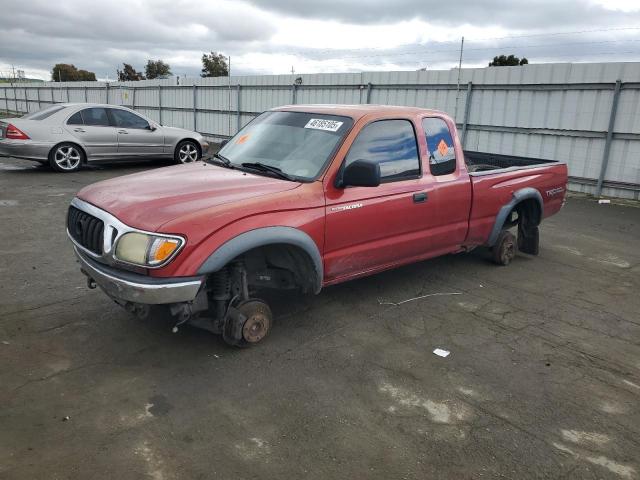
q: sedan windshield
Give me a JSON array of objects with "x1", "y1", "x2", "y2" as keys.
[{"x1": 218, "y1": 111, "x2": 353, "y2": 181}]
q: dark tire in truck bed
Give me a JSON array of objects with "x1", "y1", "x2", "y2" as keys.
[{"x1": 465, "y1": 151, "x2": 558, "y2": 174}]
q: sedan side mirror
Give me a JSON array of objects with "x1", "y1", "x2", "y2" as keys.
[
  {"x1": 340, "y1": 159, "x2": 381, "y2": 188},
  {"x1": 147, "y1": 123, "x2": 157, "y2": 131}
]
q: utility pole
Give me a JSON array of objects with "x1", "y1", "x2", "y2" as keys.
[
  {"x1": 228, "y1": 56, "x2": 232, "y2": 136},
  {"x1": 454, "y1": 36, "x2": 465, "y2": 122},
  {"x1": 291, "y1": 66, "x2": 295, "y2": 75}
]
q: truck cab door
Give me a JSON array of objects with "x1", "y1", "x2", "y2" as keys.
[
  {"x1": 323, "y1": 118, "x2": 439, "y2": 282},
  {"x1": 419, "y1": 116, "x2": 472, "y2": 251}
]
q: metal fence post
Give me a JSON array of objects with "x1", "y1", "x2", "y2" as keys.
[
  {"x1": 131, "y1": 86, "x2": 136, "y2": 109},
  {"x1": 84, "y1": 86, "x2": 88, "y2": 103},
  {"x1": 4, "y1": 87, "x2": 8, "y2": 114},
  {"x1": 105, "y1": 83, "x2": 109, "y2": 104},
  {"x1": 461, "y1": 82, "x2": 473, "y2": 148},
  {"x1": 158, "y1": 84, "x2": 163, "y2": 125},
  {"x1": 192, "y1": 84, "x2": 197, "y2": 131},
  {"x1": 24, "y1": 86, "x2": 28, "y2": 112},
  {"x1": 14, "y1": 86, "x2": 18, "y2": 113},
  {"x1": 596, "y1": 80, "x2": 622, "y2": 197},
  {"x1": 66, "y1": 86, "x2": 70, "y2": 103},
  {"x1": 291, "y1": 83, "x2": 297, "y2": 104},
  {"x1": 36, "y1": 86, "x2": 41, "y2": 109},
  {"x1": 51, "y1": 85, "x2": 55, "y2": 104},
  {"x1": 366, "y1": 82, "x2": 373, "y2": 104},
  {"x1": 236, "y1": 84, "x2": 241, "y2": 133}
]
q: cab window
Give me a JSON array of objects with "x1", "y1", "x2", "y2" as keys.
[
  {"x1": 345, "y1": 119, "x2": 420, "y2": 182},
  {"x1": 423, "y1": 117, "x2": 456, "y2": 176}
]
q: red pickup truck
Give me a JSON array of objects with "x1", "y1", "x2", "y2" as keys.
[{"x1": 67, "y1": 105, "x2": 567, "y2": 346}]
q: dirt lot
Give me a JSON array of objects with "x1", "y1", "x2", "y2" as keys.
[{"x1": 0, "y1": 157, "x2": 639, "y2": 480}]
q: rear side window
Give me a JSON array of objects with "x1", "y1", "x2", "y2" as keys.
[
  {"x1": 67, "y1": 111, "x2": 83, "y2": 125},
  {"x1": 423, "y1": 117, "x2": 456, "y2": 176},
  {"x1": 110, "y1": 109, "x2": 149, "y2": 129},
  {"x1": 81, "y1": 108, "x2": 110, "y2": 126},
  {"x1": 345, "y1": 119, "x2": 420, "y2": 182},
  {"x1": 22, "y1": 105, "x2": 66, "y2": 120}
]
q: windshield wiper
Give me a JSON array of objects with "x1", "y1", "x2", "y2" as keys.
[
  {"x1": 206, "y1": 152, "x2": 233, "y2": 168},
  {"x1": 240, "y1": 162, "x2": 296, "y2": 181}
]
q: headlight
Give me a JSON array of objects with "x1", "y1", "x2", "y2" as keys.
[{"x1": 115, "y1": 232, "x2": 184, "y2": 267}]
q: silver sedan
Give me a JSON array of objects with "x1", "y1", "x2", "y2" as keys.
[{"x1": 0, "y1": 103, "x2": 209, "y2": 172}]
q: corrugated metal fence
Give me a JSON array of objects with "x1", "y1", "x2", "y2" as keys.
[{"x1": 2, "y1": 62, "x2": 639, "y2": 199}]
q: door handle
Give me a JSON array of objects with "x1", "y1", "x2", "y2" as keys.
[
  {"x1": 73, "y1": 128, "x2": 85, "y2": 133},
  {"x1": 413, "y1": 192, "x2": 428, "y2": 203},
  {"x1": 117, "y1": 129, "x2": 128, "y2": 134}
]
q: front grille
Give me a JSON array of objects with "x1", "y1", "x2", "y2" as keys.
[{"x1": 67, "y1": 206, "x2": 104, "y2": 255}]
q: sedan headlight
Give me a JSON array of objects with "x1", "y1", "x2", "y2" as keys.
[{"x1": 115, "y1": 232, "x2": 184, "y2": 267}]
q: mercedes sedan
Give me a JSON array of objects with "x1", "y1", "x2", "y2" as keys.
[{"x1": 0, "y1": 103, "x2": 209, "y2": 172}]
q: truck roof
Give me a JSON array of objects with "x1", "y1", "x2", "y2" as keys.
[{"x1": 273, "y1": 104, "x2": 445, "y2": 120}]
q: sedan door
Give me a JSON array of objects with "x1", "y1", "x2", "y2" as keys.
[
  {"x1": 109, "y1": 108, "x2": 164, "y2": 157},
  {"x1": 65, "y1": 108, "x2": 118, "y2": 160}
]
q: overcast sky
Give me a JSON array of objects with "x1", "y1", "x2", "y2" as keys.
[{"x1": 1, "y1": 0, "x2": 640, "y2": 80}]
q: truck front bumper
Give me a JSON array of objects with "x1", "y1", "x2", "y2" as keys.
[{"x1": 74, "y1": 247, "x2": 203, "y2": 305}]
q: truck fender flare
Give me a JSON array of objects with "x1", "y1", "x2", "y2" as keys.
[
  {"x1": 197, "y1": 226, "x2": 323, "y2": 294},
  {"x1": 486, "y1": 188, "x2": 543, "y2": 247}
]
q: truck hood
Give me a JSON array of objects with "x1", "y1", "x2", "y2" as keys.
[{"x1": 76, "y1": 163, "x2": 301, "y2": 231}]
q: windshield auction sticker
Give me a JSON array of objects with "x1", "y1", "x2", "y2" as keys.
[{"x1": 304, "y1": 118, "x2": 343, "y2": 132}]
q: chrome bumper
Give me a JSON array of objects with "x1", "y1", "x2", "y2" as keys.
[{"x1": 74, "y1": 247, "x2": 203, "y2": 305}]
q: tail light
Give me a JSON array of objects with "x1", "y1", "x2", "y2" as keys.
[{"x1": 6, "y1": 124, "x2": 30, "y2": 140}]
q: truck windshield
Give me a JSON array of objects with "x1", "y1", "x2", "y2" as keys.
[{"x1": 218, "y1": 111, "x2": 353, "y2": 181}]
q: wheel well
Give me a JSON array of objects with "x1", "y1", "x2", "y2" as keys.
[
  {"x1": 177, "y1": 138, "x2": 202, "y2": 157},
  {"x1": 502, "y1": 198, "x2": 541, "y2": 230},
  {"x1": 49, "y1": 142, "x2": 87, "y2": 164},
  {"x1": 225, "y1": 243, "x2": 318, "y2": 294}
]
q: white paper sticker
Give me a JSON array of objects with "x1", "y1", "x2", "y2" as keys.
[
  {"x1": 433, "y1": 348, "x2": 450, "y2": 358},
  {"x1": 304, "y1": 118, "x2": 343, "y2": 132}
]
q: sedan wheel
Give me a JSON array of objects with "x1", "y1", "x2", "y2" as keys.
[
  {"x1": 176, "y1": 141, "x2": 199, "y2": 164},
  {"x1": 49, "y1": 143, "x2": 84, "y2": 172}
]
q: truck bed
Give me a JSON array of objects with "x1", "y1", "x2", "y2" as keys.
[
  {"x1": 465, "y1": 151, "x2": 558, "y2": 175},
  {"x1": 463, "y1": 152, "x2": 568, "y2": 246}
]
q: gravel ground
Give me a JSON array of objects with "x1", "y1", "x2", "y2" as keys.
[{"x1": 0, "y1": 156, "x2": 639, "y2": 479}]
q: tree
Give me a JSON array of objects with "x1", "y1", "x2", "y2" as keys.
[
  {"x1": 201, "y1": 52, "x2": 228, "y2": 77},
  {"x1": 51, "y1": 63, "x2": 97, "y2": 82},
  {"x1": 488, "y1": 55, "x2": 529, "y2": 67},
  {"x1": 117, "y1": 63, "x2": 145, "y2": 81},
  {"x1": 76, "y1": 69, "x2": 97, "y2": 81},
  {"x1": 145, "y1": 59, "x2": 172, "y2": 79}
]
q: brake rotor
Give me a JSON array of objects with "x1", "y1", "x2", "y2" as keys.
[{"x1": 238, "y1": 300, "x2": 272, "y2": 344}]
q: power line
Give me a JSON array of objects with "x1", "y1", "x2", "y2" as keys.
[
  {"x1": 234, "y1": 26, "x2": 640, "y2": 60},
  {"x1": 279, "y1": 38, "x2": 640, "y2": 62},
  {"x1": 231, "y1": 47, "x2": 640, "y2": 70}
]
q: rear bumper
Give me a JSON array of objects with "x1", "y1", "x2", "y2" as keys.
[
  {"x1": 0, "y1": 139, "x2": 53, "y2": 161},
  {"x1": 74, "y1": 247, "x2": 203, "y2": 305}
]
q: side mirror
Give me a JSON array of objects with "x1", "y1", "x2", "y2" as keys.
[
  {"x1": 340, "y1": 159, "x2": 381, "y2": 188},
  {"x1": 147, "y1": 123, "x2": 157, "y2": 131},
  {"x1": 220, "y1": 139, "x2": 229, "y2": 147}
]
